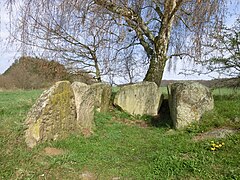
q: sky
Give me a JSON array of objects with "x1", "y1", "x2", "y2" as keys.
[
  {"x1": 0, "y1": 1, "x2": 239, "y2": 80},
  {"x1": 0, "y1": 1, "x2": 19, "y2": 74}
]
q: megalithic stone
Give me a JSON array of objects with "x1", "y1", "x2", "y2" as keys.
[
  {"x1": 25, "y1": 81, "x2": 77, "y2": 148},
  {"x1": 90, "y1": 83, "x2": 111, "y2": 112},
  {"x1": 113, "y1": 82, "x2": 162, "y2": 116},
  {"x1": 168, "y1": 82, "x2": 214, "y2": 129},
  {"x1": 71, "y1": 82, "x2": 95, "y2": 136}
]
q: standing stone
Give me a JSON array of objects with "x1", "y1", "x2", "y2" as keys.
[
  {"x1": 113, "y1": 82, "x2": 162, "y2": 116},
  {"x1": 90, "y1": 83, "x2": 112, "y2": 112},
  {"x1": 25, "y1": 81, "x2": 77, "y2": 148},
  {"x1": 168, "y1": 82, "x2": 214, "y2": 129},
  {"x1": 71, "y1": 82, "x2": 95, "y2": 136}
]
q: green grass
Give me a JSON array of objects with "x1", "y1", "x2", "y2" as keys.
[
  {"x1": 160, "y1": 86, "x2": 168, "y2": 95},
  {"x1": 0, "y1": 89, "x2": 240, "y2": 179},
  {"x1": 212, "y1": 87, "x2": 240, "y2": 96}
]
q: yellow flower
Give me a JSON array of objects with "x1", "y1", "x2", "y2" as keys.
[
  {"x1": 222, "y1": 142, "x2": 225, "y2": 146},
  {"x1": 212, "y1": 143, "x2": 216, "y2": 147},
  {"x1": 215, "y1": 145, "x2": 219, "y2": 148},
  {"x1": 219, "y1": 144, "x2": 222, "y2": 147},
  {"x1": 211, "y1": 147, "x2": 216, "y2": 151}
]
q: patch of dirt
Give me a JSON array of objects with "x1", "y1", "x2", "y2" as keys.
[
  {"x1": 179, "y1": 153, "x2": 192, "y2": 160},
  {"x1": 80, "y1": 171, "x2": 96, "y2": 180},
  {"x1": 112, "y1": 177, "x2": 121, "y2": 180},
  {"x1": 43, "y1": 147, "x2": 65, "y2": 156},
  {"x1": 193, "y1": 127, "x2": 239, "y2": 141},
  {"x1": 111, "y1": 99, "x2": 173, "y2": 129},
  {"x1": 164, "y1": 129, "x2": 173, "y2": 134},
  {"x1": 112, "y1": 117, "x2": 150, "y2": 128},
  {"x1": 81, "y1": 128, "x2": 93, "y2": 137}
]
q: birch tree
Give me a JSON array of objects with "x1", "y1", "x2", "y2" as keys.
[
  {"x1": 202, "y1": 17, "x2": 240, "y2": 77},
  {"x1": 94, "y1": 0, "x2": 226, "y2": 86}
]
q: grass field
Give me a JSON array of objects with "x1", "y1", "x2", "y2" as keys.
[{"x1": 0, "y1": 88, "x2": 240, "y2": 179}]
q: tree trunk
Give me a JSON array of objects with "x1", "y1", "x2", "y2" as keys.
[
  {"x1": 93, "y1": 55, "x2": 102, "y2": 82},
  {"x1": 143, "y1": 1, "x2": 177, "y2": 87},
  {"x1": 143, "y1": 27, "x2": 170, "y2": 87},
  {"x1": 95, "y1": 65, "x2": 101, "y2": 82},
  {"x1": 144, "y1": 52, "x2": 167, "y2": 87}
]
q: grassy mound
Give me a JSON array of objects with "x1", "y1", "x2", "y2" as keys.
[{"x1": 0, "y1": 56, "x2": 95, "y2": 89}]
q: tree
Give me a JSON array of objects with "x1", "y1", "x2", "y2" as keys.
[
  {"x1": 203, "y1": 17, "x2": 240, "y2": 77},
  {"x1": 94, "y1": 0, "x2": 226, "y2": 86},
  {"x1": 8, "y1": 0, "x2": 119, "y2": 82},
  {"x1": 7, "y1": 0, "x2": 227, "y2": 86}
]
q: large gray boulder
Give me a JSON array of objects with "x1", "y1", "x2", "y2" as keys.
[
  {"x1": 71, "y1": 82, "x2": 95, "y2": 136},
  {"x1": 25, "y1": 81, "x2": 77, "y2": 148},
  {"x1": 168, "y1": 82, "x2": 214, "y2": 129},
  {"x1": 114, "y1": 82, "x2": 162, "y2": 116},
  {"x1": 90, "y1": 83, "x2": 111, "y2": 112}
]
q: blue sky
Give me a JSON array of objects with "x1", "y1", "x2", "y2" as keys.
[{"x1": 0, "y1": 1, "x2": 239, "y2": 80}]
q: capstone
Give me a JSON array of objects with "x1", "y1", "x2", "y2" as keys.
[{"x1": 113, "y1": 82, "x2": 162, "y2": 116}]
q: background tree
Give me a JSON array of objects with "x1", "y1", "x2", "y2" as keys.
[
  {"x1": 9, "y1": 0, "x2": 120, "y2": 82},
  {"x1": 203, "y1": 17, "x2": 240, "y2": 77},
  {"x1": 112, "y1": 47, "x2": 147, "y2": 84}
]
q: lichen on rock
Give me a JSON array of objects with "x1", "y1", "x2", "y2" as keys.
[
  {"x1": 25, "y1": 81, "x2": 77, "y2": 148},
  {"x1": 113, "y1": 82, "x2": 162, "y2": 116},
  {"x1": 168, "y1": 82, "x2": 214, "y2": 129}
]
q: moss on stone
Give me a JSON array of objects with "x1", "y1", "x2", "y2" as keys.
[
  {"x1": 30, "y1": 119, "x2": 41, "y2": 142},
  {"x1": 25, "y1": 81, "x2": 77, "y2": 148}
]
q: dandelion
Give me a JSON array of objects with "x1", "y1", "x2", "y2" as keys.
[
  {"x1": 209, "y1": 140, "x2": 225, "y2": 151},
  {"x1": 211, "y1": 147, "x2": 216, "y2": 151}
]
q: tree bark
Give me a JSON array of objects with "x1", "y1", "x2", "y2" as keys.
[
  {"x1": 93, "y1": 55, "x2": 102, "y2": 82},
  {"x1": 144, "y1": 1, "x2": 178, "y2": 86},
  {"x1": 144, "y1": 25, "x2": 173, "y2": 86},
  {"x1": 144, "y1": 52, "x2": 167, "y2": 87}
]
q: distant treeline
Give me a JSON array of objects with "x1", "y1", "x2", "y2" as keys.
[
  {"x1": 161, "y1": 78, "x2": 240, "y2": 88},
  {"x1": 0, "y1": 56, "x2": 96, "y2": 89}
]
